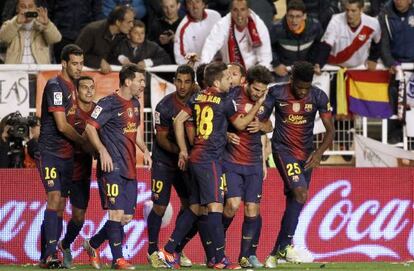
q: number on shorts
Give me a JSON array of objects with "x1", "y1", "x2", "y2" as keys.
[
  {"x1": 44, "y1": 167, "x2": 57, "y2": 180},
  {"x1": 286, "y1": 163, "x2": 301, "y2": 176},
  {"x1": 106, "y1": 184, "x2": 119, "y2": 197},
  {"x1": 152, "y1": 179, "x2": 163, "y2": 193},
  {"x1": 219, "y1": 174, "x2": 227, "y2": 191},
  {"x1": 194, "y1": 104, "x2": 213, "y2": 140}
]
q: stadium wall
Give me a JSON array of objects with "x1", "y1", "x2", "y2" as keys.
[{"x1": 0, "y1": 168, "x2": 413, "y2": 264}]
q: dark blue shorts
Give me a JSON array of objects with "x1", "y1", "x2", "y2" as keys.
[
  {"x1": 274, "y1": 152, "x2": 312, "y2": 195},
  {"x1": 189, "y1": 161, "x2": 225, "y2": 205},
  {"x1": 98, "y1": 169, "x2": 137, "y2": 215},
  {"x1": 69, "y1": 179, "x2": 91, "y2": 210},
  {"x1": 36, "y1": 151, "x2": 73, "y2": 197},
  {"x1": 222, "y1": 161, "x2": 263, "y2": 203},
  {"x1": 151, "y1": 161, "x2": 191, "y2": 206}
]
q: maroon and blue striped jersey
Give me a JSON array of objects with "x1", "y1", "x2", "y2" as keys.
[
  {"x1": 263, "y1": 82, "x2": 332, "y2": 160},
  {"x1": 224, "y1": 86, "x2": 268, "y2": 165},
  {"x1": 38, "y1": 76, "x2": 77, "y2": 159},
  {"x1": 67, "y1": 103, "x2": 94, "y2": 181},
  {"x1": 183, "y1": 87, "x2": 238, "y2": 163},
  {"x1": 88, "y1": 92, "x2": 141, "y2": 180}
]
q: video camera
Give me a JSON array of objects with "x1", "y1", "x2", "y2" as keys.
[{"x1": 6, "y1": 111, "x2": 38, "y2": 139}]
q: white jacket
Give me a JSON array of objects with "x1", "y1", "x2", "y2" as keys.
[
  {"x1": 174, "y1": 9, "x2": 221, "y2": 65},
  {"x1": 200, "y1": 10, "x2": 272, "y2": 70}
]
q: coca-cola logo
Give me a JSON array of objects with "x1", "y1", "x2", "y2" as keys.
[
  {"x1": 295, "y1": 180, "x2": 414, "y2": 260},
  {"x1": 0, "y1": 181, "x2": 153, "y2": 262}
]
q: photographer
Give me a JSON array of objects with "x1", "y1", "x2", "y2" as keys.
[
  {"x1": 0, "y1": 112, "x2": 39, "y2": 168},
  {"x1": 0, "y1": 0, "x2": 61, "y2": 64}
]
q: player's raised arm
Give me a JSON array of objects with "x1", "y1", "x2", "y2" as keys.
[
  {"x1": 136, "y1": 125, "x2": 152, "y2": 169},
  {"x1": 173, "y1": 109, "x2": 191, "y2": 170},
  {"x1": 84, "y1": 123, "x2": 113, "y2": 172},
  {"x1": 231, "y1": 89, "x2": 268, "y2": 131}
]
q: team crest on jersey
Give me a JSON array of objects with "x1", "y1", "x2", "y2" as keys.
[
  {"x1": 47, "y1": 180, "x2": 54, "y2": 187},
  {"x1": 91, "y1": 105, "x2": 103, "y2": 119},
  {"x1": 292, "y1": 175, "x2": 299, "y2": 182},
  {"x1": 292, "y1": 103, "x2": 301, "y2": 113},
  {"x1": 109, "y1": 197, "x2": 116, "y2": 204},
  {"x1": 127, "y1": 108, "x2": 133, "y2": 118},
  {"x1": 53, "y1": 92, "x2": 63, "y2": 105},
  {"x1": 358, "y1": 34, "x2": 366, "y2": 41},
  {"x1": 244, "y1": 103, "x2": 252, "y2": 113},
  {"x1": 67, "y1": 106, "x2": 76, "y2": 116},
  {"x1": 258, "y1": 105, "x2": 265, "y2": 115},
  {"x1": 304, "y1": 104, "x2": 313, "y2": 112},
  {"x1": 154, "y1": 111, "x2": 161, "y2": 125},
  {"x1": 409, "y1": 16, "x2": 414, "y2": 27}
]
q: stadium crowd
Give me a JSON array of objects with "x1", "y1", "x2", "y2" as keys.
[{"x1": 0, "y1": 0, "x2": 413, "y2": 270}]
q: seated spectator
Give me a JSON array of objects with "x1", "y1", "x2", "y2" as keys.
[
  {"x1": 174, "y1": 0, "x2": 221, "y2": 65},
  {"x1": 318, "y1": 0, "x2": 381, "y2": 70},
  {"x1": 0, "y1": 0, "x2": 61, "y2": 64},
  {"x1": 200, "y1": 0, "x2": 272, "y2": 70},
  {"x1": 76, "y1": 5, "x2": 135, "y2": 73},
  {"x1": 379, "y1": 0, "x2": 414, "y2": 143},
  {"x1": 109, "y1": 20, "x2": 171, "y2": 68},
  {"x1": 271, "y1": 0, "x2": 324, "y2": 79},
  {"x1": 147, "y1": 0, "x2": 183, "y2": 64},
  {"x1": 47, "y1": 0, "x2": 103, "y2": 63},
  {"x1": 102, "y1": 0, "x2": 147, "y2": 19}
]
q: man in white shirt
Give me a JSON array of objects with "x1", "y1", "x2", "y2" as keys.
[
  {"x1": 200, "y1": 0, "x2": 272, "y2": 71},
  {"x1": 174, "y1": 0, "x2": 221, "y2": 65}
]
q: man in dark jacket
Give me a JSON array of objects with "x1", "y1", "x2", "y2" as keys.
[
  {"x1": 109, "y1": 20, "x2": 171, "y2": 67},
  {"x1": 47, "y1": 0, "x2": 103, "y2": 62},
  {"x1": 271, "y1": 0, "x2": 324, "y2": 79},
  {"x1": 76, "y1": 5, "x2": 134, "y2": 73},
  {"x1": 378, "y1": 0, "x2": 414, "y2": 143},
  {"x1": 287, "y1": 0, "x2": 339, "y2": 30}
]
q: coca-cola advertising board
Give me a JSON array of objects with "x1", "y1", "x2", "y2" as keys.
[{"x1": 0, "y1": 168, "x2": 413, "y2": 264}]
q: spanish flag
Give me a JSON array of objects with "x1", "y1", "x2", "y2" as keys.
[{"x1": 346, "y1": 70, "x2": 392, "y2": 118}]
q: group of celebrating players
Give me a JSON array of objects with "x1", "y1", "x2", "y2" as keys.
[{"x1": 35, "y1": 43, "x2": 333, "y2": 270}]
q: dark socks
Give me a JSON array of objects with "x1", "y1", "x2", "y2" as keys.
[
  {"x1": 43, "y1": 209, "x2": 58, "y2": 258},
  {"x1": 222, "y1": 214, "x2": 234, "y2": 236},
  {"x1": 175, "y1": 220, "x2": 198, "y2": 253},
  {"x1": 106, "y1": 220, "x2": 123, "y2": 262},
  {"x1": 271, "y1": 197, "x2": 304, "y2": 255},
  {"x1": 249, "y1": 215, "x2": 262, "y2": 256},
  {"x1": 208, "y1": 212, "x2": 225, "y2": 262},
  {"x1": 239, "y1": 216, "x2": 258, "y2": 259},
  {"x1": 164, "y1": 209, "x2": 198, "y2": 254},
  {"x1": 198, "y1": 215, "x2": 215, "y2": 261},
  {"x1": 62, "y1": 219, "x2": 84, "y2": 249},
  {"x1": 57, "y1": 216, "x2": 63, "y2": 241},
  {"x1": 40, "y1": 222, "x2": 46, "y2": 260},
  {"x1": 90, "y1": 223, "x2": 108, "y2": 249},
  {"x1": 147, "y1": 209, "x2": 163, "y2": 255}
]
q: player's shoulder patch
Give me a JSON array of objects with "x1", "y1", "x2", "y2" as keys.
[
  {"x1": 91, "y1": 105, "x2": 103, "y2": 119},
  {"x1": 53, "y1": 92, "x2": 63, "y2": 105},
  {"x1": 154, "y1": 110, "x2": 161, "y2": 125}
]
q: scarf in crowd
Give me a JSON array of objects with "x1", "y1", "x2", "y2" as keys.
[{"x1": 228, "y1": 16, "x2": 262, "y2": 68}]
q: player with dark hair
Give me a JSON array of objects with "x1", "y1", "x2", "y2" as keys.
[
  {"x1": 146, "y1": 64, "x2": 197, "y2": 268},
  {"x1": 221, "y1": 65, "x2": 273, "y2": 268},
  {"x1": 263, "y1": 61, "x2": 334, "y2": 268},
  {"x1": 57, "y1": 76, "x2": 95, "y2": 268},
  {"x1": 161, "y1": 62, "x2": 267, "y2": 269},
  {"x1": 37, "y1": 43, "x2": 86, "y2": 269},
  {"x1": 83, "y1": 64, "x2": 152, "y2": 270}
]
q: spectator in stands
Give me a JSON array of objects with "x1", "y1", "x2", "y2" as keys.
[
  {"x1": 102, "y1": 0, "x2": 146, "y2": 19},
  {"x1": 367, "y1": 0, "x2": 389, "y2": 17},
  {"x1": 271, "y1": 0, "x2": 324, "y2": 79},
  {"x1": 147, "y1": 0, "x2": 183, "y2": 64},
  {"x1": 76, "y1": 5, "x2": 135, "y2": 73},
  {"x1": 200, "y1": 0, "x2": 272, "y2": 70},
  {"x1": 249, "y1": 0, "x2": 278, "y2": 31},
  {"x1": 0, "y1": 0, "x2": 61, "y2": 64},
  {"x1": 379, "y1": 0, "x2": 414, "y2": 144},
  {"x1": 287, "y1": 0, "x2": 339, "y2": 30},
  {"x1": 109, "y1": 20, "x2": 171, "y2": 67},
  {"x1": 174, "y1": 0, "x2": 221, "y2": 65},
  {"x1": 47, "y1": 0, "x2": 103, "y2": 63},
  {"x1": 318, "y1": 0, "x2": 381, "y2": 70}
]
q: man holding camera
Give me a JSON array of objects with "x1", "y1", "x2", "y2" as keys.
[{"x1": 0, "y1": 0, "x2": 61, "y2": 64}]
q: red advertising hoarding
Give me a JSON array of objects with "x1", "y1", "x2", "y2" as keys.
[{"x1": 0, "y1": 168, "x2": 413, "y2": 264}]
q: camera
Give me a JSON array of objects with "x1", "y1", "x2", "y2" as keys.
[
  {"x1": 6, "y1": 111, "x2": 38, "y2": 139},
  {"x1": 25, "y1": 11, "x2": 38, "y2": 18},
  {"x1": 5, "y1": 112, "x2": 39, "y2": 168}
]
